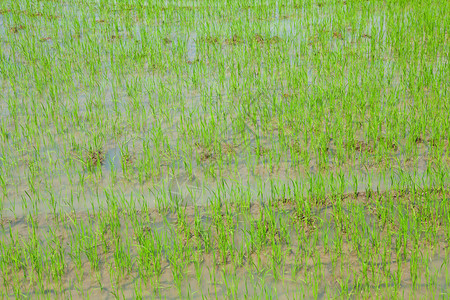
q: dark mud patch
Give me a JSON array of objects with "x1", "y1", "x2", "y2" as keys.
[
  {"x1": 8, "y1": 25, "x2": 25, "y2": 33},
  {"x1": 252, "y1": 34, "x2": 281, "y2": 45},
  {"x1": 84, "y1": 148, "x2": 105, "y2": 170},
  {"x1": 224, "y1": 34, "x2": 243, "y2": 46}
]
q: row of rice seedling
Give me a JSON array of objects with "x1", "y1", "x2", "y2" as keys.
[{"x1": 1, "y1": 184, "x2": 450, "y2": 298}]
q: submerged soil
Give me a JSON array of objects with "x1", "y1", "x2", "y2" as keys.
[
  {"x1": 0, "y1": 0, "x2": 449, "y2": 299},
  {"x1": 1, "y1": 188, "x2": 449, "y2": 299}
]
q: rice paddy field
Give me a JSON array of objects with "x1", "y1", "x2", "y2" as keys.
[{"x1": 0, "y1": 0, "x2": 449, "y2": 298}]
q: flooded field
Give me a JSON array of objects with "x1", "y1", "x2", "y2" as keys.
[{"x1": 0, "y1": 0, "x2": 449, "y2": 298}]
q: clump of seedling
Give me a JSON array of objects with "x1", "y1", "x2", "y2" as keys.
[
  {"x1": 252, "y1": 34, "x2": 281, "y2": 45},
  {"x1": 8, "y1": 25, "x2": 25, "y2": 33},
  {"x1": 347, "y1": 140, "x2": 374, "y2": 153},
  {"x1": 224, "y1": 34, "x2": 243, "y2": 46},
  {"x1": 201, "y1": 36, "x2": 220, "y2": 45},
  {"x1": 84, "y1": 148, "x2": 105, "y2": 171}
]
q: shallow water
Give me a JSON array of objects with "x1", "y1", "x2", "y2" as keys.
[
  {"x1": 0, "y1": 155, "x2": 439, "y2": 219},
  {"x1": 2, "y1": 187, "x2": 449, "y2": 299},
  {"x1": 0, "y1": 2, "x2": 449, "y2": 298}
]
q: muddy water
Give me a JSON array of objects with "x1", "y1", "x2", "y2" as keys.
[
  {"x1": 0, "y1": 101, "x2": 445, "y2": 220},
  {"x1": 2, "y1": 188, "x2": 450, "y2": 299},
  {"x1": 0, "y1": 3, "x2": 449, "y2": 298},
  {"x1": 0, "y1": 151, "x2": 439, "y2": 219}
]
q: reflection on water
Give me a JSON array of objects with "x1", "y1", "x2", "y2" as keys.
[
  {"x1": 0, "y1": 15, "x2": 4, "y2": 35},
  {"x1": 187, "y1": 32, "x2": 197, "y2": 62},
  {"x1": 104, "y1": 146, "x2": 122, "y2": 171}
]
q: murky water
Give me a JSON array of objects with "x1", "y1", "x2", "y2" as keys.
[
  {"x1": 0, "y1": 3, "x2": 449, "y2": 297},
  {"x1": 0, "y1": 151, "x2": 440, "y2": 219}
]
